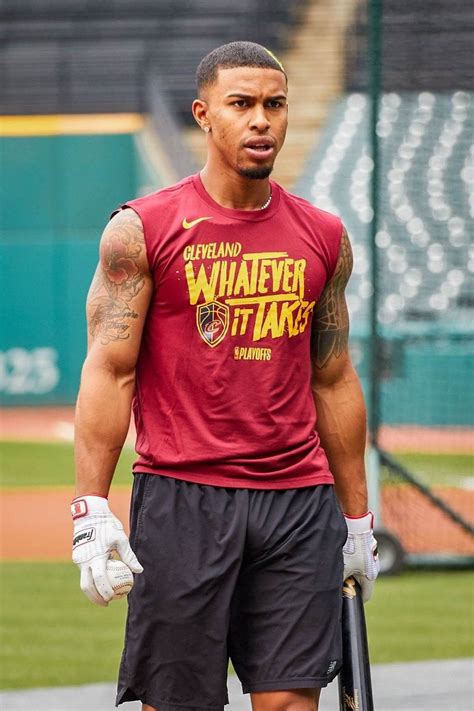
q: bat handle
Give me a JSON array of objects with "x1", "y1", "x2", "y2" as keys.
[{"x1": 338, "y1": 577, "x2": 374, "y2": 711}]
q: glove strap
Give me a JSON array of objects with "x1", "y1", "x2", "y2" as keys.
[
  {"x1": 344, "y1": 511, "x2": 374, "y2": 532},
  {"x1": 71, "y1": 495, "x2": 109, "y2": 520}
]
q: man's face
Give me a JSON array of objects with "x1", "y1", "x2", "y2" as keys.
[{"x1": 199, "y1": 66, "x2": 288, "y2": 179}]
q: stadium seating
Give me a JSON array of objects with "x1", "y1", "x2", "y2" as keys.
[
  {"x1": 346, "y1": 0, "x2": 473, "y2": 91},
  {"x1": 0, "y1": 1, "x2": 306, "y2": 119},
  {"x1": 296, "y1": 91, "x2": 473, "y2": 330}
]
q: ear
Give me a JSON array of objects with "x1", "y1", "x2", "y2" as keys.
[{"x1": 192, "y1": 99, "x2": 210, "y2": 131}]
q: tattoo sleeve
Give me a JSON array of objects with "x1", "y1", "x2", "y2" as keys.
[
  {"x1": 88, "y1": 210, "x2": 147, "y2": 345},
  {"x1": 311, "y1": 227, "x2": 353, "y2": 369}
]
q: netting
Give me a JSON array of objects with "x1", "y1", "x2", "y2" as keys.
[
  {"x1": 370, "y1": 2, "x2": 473, "y2": 565},
  {"x1": 296, "y1": 0, "x2": 474, "y2": 566},
  {"x1": 1, "y1": 0, "x2": 472, "y2": 566},
  {"x1": 380, "y1": 451, "x2": 474, "y2": 565},
  {"x1": 308, "y1": 92, "x2": 472, "y2": 333}
]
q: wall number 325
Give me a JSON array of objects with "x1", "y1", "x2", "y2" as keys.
[{"x1": 0, "y1": 348, "x2": 60, "y2": 394}]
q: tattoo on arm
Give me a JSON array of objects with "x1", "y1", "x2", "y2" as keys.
[
  {"x1": 88, "y1": 210, "x2": 147, "y2": 345},
  {"x1": 311, "y1": 227, "x2": 353, "y2": 369}
]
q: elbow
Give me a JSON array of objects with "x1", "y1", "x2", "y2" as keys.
[
  {"x1": 81, "y1": 350, "x2": 137, "y2": 388},
  {"x1": 311, "y1": 355, "x2": 357, "y2": 392}
]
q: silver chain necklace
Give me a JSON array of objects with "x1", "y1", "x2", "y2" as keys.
[{"x1": 260, "y1": 188, "x2": 273, "y2": 210}]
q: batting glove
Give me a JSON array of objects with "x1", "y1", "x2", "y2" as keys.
[
  {"x1": 71, "y1": 495, "x2": 143, "y2": 606},
  {"x1": 343, "y1": 511, "x2": 380, "y2": 603}
]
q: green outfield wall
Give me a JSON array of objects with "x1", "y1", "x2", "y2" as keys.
[
  {"x1": 0, "y1": 131, "x2": 137, "y2": 405},
  {"x1": 351, "y1": 333, "x2": 473, "y2": 427}
]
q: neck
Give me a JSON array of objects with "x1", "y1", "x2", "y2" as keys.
[{"x1": 200, "y1": 164, "x2": 271, "y2": 211}]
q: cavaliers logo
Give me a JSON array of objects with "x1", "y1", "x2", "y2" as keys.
[{"x1": 196, "y1": 300, "x2": 229, "y2": 347}]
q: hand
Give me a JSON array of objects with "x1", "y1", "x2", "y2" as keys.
[
  {"x1": 71, "y1": 495, "x2": 143, "y2": 606},
  {"x1": 343, "y1": 511, "x2": 380, "y2": 602}
]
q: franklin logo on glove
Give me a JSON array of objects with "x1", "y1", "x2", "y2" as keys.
[
  {"x1": 72, "y1": 528, "x2": 95, "y2": 547},
  {"x1": 71, "y1": 495, "x2": 143, "y2": 607}
]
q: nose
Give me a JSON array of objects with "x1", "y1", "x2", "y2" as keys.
[{"x1": 249, "y1": 104, "x2": 270, "y2": 132}]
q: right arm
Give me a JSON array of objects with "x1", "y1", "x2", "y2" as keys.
[{"x1": 74, "y1": 208, "x2": 153, "y2": 497}]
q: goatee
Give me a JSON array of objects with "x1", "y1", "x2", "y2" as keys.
[{"x1": 238, "y1": 165, "x2": 273, "y2": 180}]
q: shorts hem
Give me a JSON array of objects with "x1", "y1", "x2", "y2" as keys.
[
  {"x1": 116, "y1": 685, "x2": 226, "y2": 710},
  {"x1": 242, "y1": 675, "x2": 336, "y2": 694}
]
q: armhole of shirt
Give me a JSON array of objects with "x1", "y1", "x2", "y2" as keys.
[
  {"x1": 328, "y1": 218, "x2": 344, "y2": 281},
  {"x1": 109, "y1": 203, "x2": 155, "y2": 275}
]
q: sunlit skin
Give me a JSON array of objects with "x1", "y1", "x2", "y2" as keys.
[{"x1": 192, "y1": 66, "x2": 288, "y2": 211}]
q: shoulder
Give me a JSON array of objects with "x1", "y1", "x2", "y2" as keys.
[
  {"x1": 111, "y1": 175, "x2": 195, "y2": 219},
  {"x1": 131, "y1": 175, "x2": 194, "y2": 207},
  {"x1": 277, "y1": 184, "x2": 344, "y2": 277},
  {"x1": 277, "y1": 183, "x2": 343, "y2": 234},
  {"x1": 100, "y1": 206, "x2": 149, "y2": 274}
]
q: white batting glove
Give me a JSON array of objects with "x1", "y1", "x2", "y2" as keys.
[
  {"x1": 343, "y1": 511, "x2": 380, "y2": 603},
  {"x1": 71, "y1": 495, "x2": 143, "y2": 607}
]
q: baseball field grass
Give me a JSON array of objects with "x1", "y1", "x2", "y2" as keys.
[
  {"x1": 0, "y1": 563, "x2": 472, "y2": 689},
  {"x1": 1, "y1": 440, "x2": 473, "y2": 689},
  {"x1": 0, "y1": 441, "x2": 134, "y2": 488},
  {"x1": 0, "y1": 440, "x2": 472, "y2": 488}
]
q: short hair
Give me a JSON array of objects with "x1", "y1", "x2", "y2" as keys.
[{"x1": 196, "y1": 41, "x2": 287, "y2": 94}]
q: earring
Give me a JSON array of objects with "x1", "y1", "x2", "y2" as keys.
[{"x1": 204, "y1": 126, "x2": 210, "y2": 133}]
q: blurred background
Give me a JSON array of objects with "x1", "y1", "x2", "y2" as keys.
[{"x1": 0, "y1": 0, "x2": 472, "y2": 706}]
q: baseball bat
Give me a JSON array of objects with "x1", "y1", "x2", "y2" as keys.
[{"x1": 338, "y1": 577, "x2": 374, "y2": 711}]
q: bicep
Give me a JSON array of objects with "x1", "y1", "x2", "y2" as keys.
[
  {"x1": 85, "y1": 208, "x2": 153, "y2": 372},
  {"x1": 311, "y1": 226, "x2": 353, "y2": 383}
]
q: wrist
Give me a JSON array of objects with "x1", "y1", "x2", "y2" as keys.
[
  {"x1": 344, "y1": 510, "x2": 374, "y2": 532},
  {"x1": 71, "y1": 495, "x2": 109, "y2": 520}
]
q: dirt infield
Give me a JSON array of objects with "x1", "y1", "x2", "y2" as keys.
[
  {"x1": 1, "y1": 407, "x2": 473, "y2": 561},
  {"x1": 0, "y1": 407, "x2": 134, "y2": 445},
  {"x1": 382, "y1": 486, "x2": 474, "y2": 556},
  {"x1": 1, "y1": 484, "x2": 472, "y2": 561},
  {"x1": 2, "y1": 406, "x2": 473, "y2": 452},
  {"x1": 0, "y1": 487, "x2": 132, "y2": 560}
]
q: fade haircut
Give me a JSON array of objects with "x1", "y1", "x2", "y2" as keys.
[{"x1": 196, "y1": 41, "x2": 287, "y2": 94}]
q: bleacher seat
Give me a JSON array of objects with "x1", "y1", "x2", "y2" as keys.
[
  {"x1": 296, "y1": 91, "x2": 473, "y2": 330},
  {"x1": 0, "y1": 0, "x2": 306, "y2": 119},
  {"x1": 346, "y1": 0, "x2": 473, "y2": 91}
]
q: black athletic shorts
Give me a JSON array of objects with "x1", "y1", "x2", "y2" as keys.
[{"x1": 116, "y1": 474, "x2": 347, "y2": 711}]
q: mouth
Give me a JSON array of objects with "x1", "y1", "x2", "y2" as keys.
[{"x1": 243, "y1": 138, "x2": 275, "y2": 161}]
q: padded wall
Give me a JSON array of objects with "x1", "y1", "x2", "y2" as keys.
[{"x1": 0, "y1": 132, "x2": 137, "y2": 405}]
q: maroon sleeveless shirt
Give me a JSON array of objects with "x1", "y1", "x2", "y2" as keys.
[{"x1": 120, "y1": 174, "x2": 342, "y2": 488}]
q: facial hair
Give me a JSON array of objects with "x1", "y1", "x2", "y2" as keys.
[{"x1": 237, "y1": 165, "x2": 274, "y2": 180}]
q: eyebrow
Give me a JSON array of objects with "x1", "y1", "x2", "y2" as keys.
[{"x1": 225, "y1": 93, "x2": 287, "y2": 101}]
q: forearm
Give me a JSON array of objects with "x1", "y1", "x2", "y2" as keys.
[
  {"x1": 74, "y1": 358, "x2": 135, "y2": 497},
  {"x1": 312, "y1": 365, "x2": 368, "y2": 516}
]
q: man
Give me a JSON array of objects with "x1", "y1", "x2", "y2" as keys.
[{"x1": 71, "y1": 41, "x2": 379, "y2": 711}]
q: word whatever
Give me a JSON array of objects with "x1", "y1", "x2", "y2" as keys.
[{"x1": 184, "y1": 244, "x2": 316, "y2": 343}]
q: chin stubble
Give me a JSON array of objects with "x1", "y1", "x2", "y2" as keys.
[{"x1": 237, "y1": 165, "x2": 274, "y2": 180}]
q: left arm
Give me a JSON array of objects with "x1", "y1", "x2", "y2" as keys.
[{"x1": 311, "y1": 226, "x2": 368, "y2": 516}]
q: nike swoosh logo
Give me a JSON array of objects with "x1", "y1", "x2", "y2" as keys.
[{"x1": 182, "y1": 216, "x2": 213, "y2": 230}]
